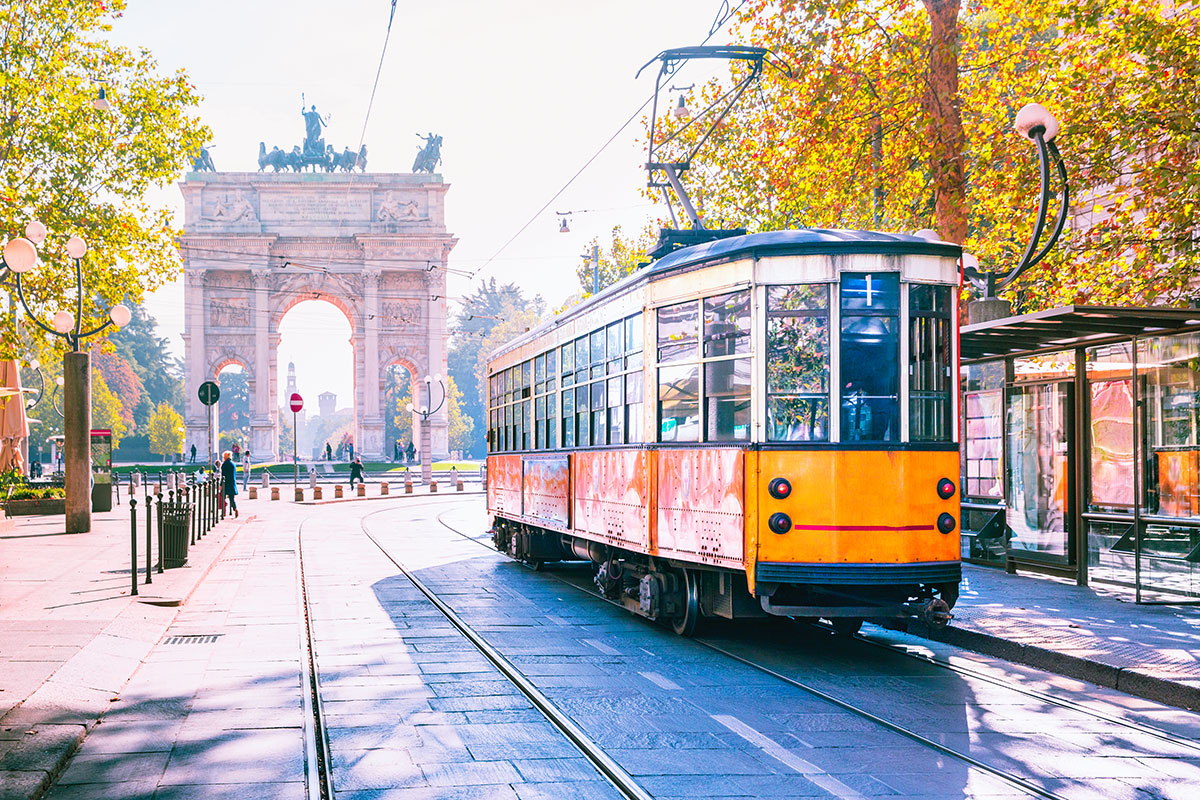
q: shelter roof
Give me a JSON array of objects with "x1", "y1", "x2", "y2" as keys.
[{"x1": 961, "y1": 305, "x2": 1200, "y2": 360}]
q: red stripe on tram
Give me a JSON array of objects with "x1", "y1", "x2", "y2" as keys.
[{"x1": 792, "y1": 524, "x2": 936, "y2": 532}]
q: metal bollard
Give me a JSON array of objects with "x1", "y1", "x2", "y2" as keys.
[
  {"x1": 145, "y1": 492, "x2": 153, "y2": 585},
  {"x1": 405, "y1": 480, "x2": 412, "y2": 494},
  {"x1": 129, "y1": 498, "x2": 138, "y2": 597},
  {"x1": 156, "y1": 491, "x2": 164, "y2": 556}
]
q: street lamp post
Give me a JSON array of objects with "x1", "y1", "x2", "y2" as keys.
[
  {"x1": 406, "y1": 373, "x2": 445, "y2": 486},
  {"x1": 2, "y1": 222, "x2": 131, "y2": 534}
]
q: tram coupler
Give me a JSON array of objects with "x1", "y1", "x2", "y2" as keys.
[{"x1": 917, "y1": 597, "x2": 953, "y2": 629}]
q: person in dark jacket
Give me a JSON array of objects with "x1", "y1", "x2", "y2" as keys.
[
  {"x1": 221, "y1": 450, "x2": 239, "y2": 518},
  {"x1": 349, "y1": 457, "x2": 365, "y2": 488}
]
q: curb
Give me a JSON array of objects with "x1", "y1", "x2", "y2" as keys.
[
  {"x1": 296, "y1": 489, "x2": 484, "y2": 505},
  {"x1": 0, "y1": 516, "x2": 250, "y2": 800},
  {"x1": 909, "y1": 622, "x2": 1200, "y2": 712}
]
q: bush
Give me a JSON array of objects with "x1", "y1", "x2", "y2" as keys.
[{"x1": 6, "y1": 486, "x2": 66, "y2": 500}]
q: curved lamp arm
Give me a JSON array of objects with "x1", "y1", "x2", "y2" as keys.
[{"x1": 962, "y1": 103, "x2": 1070, "y2": 299}]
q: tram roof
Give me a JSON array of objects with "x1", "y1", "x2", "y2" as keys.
[
  {"x1": 489, "y1": 228, "x2": 960, "y2": 364},
  {"x1": 647, "y1": 228, "x2": 961, "y2": 275}
]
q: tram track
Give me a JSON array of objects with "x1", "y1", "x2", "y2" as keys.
[
  {"x1": 295, "y1": 494, "x2": 653, "y2": 800},
  {"x1": 295, "y1": 497, "x2": 466, "y2": 800},
  {"x1": 423, "y1": 501, "x2": 1200, "y2": 800}
]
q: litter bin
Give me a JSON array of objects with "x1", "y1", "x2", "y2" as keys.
[{"x1": 161, "y1": 502, "x2": 192, "y2": 568}]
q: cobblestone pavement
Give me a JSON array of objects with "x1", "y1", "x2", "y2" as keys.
[
  {"x1": 15, "y1": 493, "x2": 1200, "y2": 800},
  {"x1": 364, "y1": 499, "x2": 1200, "y2": 800}
]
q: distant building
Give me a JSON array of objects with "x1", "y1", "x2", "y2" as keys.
[
  {"x1": 286, "y1": 361, "x2": 298, "y2": 397},
  {"x1": 319, "y1": 391, "x2": 336, "y2": 418}
]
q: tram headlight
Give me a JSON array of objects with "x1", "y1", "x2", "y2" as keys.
[
  {"x1": 937, "y1": 513, "x2": 956, "y2": 534},
  {"x1": 937, "y1": 478, "x2": 956, "y2": 500},
  {"x1": 768, "y1": 512, "x2": 792, "y2": 535},
  {"x1": 768, "y1": 477, "x2": 792, "y2": 500}
]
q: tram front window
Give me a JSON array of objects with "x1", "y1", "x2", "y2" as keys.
[{"x1": 840, "y1": 273, "x2": 899, "y2": 442}]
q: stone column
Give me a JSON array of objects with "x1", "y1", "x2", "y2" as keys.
[
  {"x1": 360, "y1": 270, "x2": 385, "y2": 458},
  {"x1": 426, "y1": 274, "x2": 450, "y2": 459},
  {"x1": 63, "y1": 350, "x2": 91, "y2": 534},
  {"x1": 183, "y1": 270, "x2": 208, "y2": 460},
  {"x1": 250, "y1": 270, "x2": 275, "y2": 460}
]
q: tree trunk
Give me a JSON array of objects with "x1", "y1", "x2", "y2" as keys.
[{"x1": 922, "y1": 0, "x2": 967, "y2": 244}]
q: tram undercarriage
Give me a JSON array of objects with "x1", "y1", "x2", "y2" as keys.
[{"x1": 490, "y1": 517, "x2": 956, "y2": 636}]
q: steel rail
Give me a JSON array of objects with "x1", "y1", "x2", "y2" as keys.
[
  {"x1": 294, "y1": 496, "x2": 463, "y2": 799},
  {"x1": 297, "y1": 519, "x2": 336, "y2": 800},
  {"x1": 428, "y1": 507, "x2": 1079, "y2": 800},
  {"x1": 850, "y1": 630, "x2": 1200, "y2": 754},
  {"x1": 357, "y1": 508, "x2": 654, "y2": 800}
]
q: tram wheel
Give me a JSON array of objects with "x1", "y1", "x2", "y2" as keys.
[
  {"x1": 671, "y1": 569, "x2": 701, "y2": 637},
  {"x1": 830, "y1": 617, "x2": 863, "y2": 636}
]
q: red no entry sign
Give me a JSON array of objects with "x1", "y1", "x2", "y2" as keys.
[{"x1": 289, "y1": 392, "x2": 304, "y2": 413}]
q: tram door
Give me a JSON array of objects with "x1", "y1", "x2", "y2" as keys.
[{"x1": 1006, "y1": 382, "x2": 1075, "y2": 564}]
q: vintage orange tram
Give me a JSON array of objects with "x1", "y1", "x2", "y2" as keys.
[{"x1": 485, "y1": 229, "x2": 961, "y2": 635}]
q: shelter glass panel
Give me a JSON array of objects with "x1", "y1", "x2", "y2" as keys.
[{"x1": 1139, "y1": 333, "x2": 1200, "y2": 519}]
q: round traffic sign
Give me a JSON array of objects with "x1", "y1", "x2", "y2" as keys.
[
  {"x1": 198, "y1": 380, "x2": 220, "y2": 406},
  {"x1": 289, "y1": 392, "x2": 304, "y2": 413}
]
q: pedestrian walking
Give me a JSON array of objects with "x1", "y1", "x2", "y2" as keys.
[
  {"x1": 349, "y1": 457, "x2": 365, "y2": 488},
  {"x1": 405, "y1": 440, "x2": 415, "y2": 464},
  {"x1": 190, "y1": 443, "x2": 197, "y2": 463},
  {"x1": 221, "y1": 450, "x2": 239, "y2": 518},
  {"x1": 324, "y1": 442, "x2": 332, "y2": 461},
  {"x1": 232, "y1": 442, "x2": 240, "y2": 460},
  {"x1": 243, "y1": 448, "x2": 251, "y2": 491}
]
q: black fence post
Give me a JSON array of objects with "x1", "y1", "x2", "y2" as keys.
[
  {"x1": 129, "y1": 498, "x2": 138, "y2": 597},
  {"x1": 186, "y1": 485, "x2": 194, "y2": 545},
  {"x1": 145, "y1": 490, "x2": 153, "y2": 585},
  {"x1": 156, "y1": 490, "x2": 164, "y2": 558}
]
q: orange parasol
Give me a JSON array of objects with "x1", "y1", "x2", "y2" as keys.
[{"x1": 0, "y1": 360, "x2": 29, "y2": 474}]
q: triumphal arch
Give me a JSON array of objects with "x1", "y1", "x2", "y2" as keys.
[{"x1": 179, "y1": 151, "x2": 456, "y2": 462}]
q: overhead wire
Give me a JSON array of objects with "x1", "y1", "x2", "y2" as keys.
[{"x1": 467, "y1": 0, "x2": 750, "y2": 284}]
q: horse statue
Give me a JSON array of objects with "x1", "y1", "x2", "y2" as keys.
[
  {"x1": 332, "y1": 145, "x2": 368, "y2": 173},
  {"x1": 412, "y1": 133, "x2": 442, "y2": 174},
  {"x1": 286, "y1": 146, "x2": 305, "y2": 172},
  {"x1": 192, "y1": 145, "x2": 216, "y2": 172},
  {"x1": 257, "y1": 142, "x2": 287, "y2": 172}
]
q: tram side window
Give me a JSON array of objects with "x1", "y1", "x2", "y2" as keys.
[
  {"x1": 840, "y1": 273, "x2": 899, "y2": 442},
  {"x1": 561, "y1": 389, "x2": 575, "y2": 447},
  {"x1": 909, "y1": 284, "x2": 953, "y2": 442},
  {"x1": 659, "y1": 364, "x2": 700, "y2": 442},
  {"x1": 624, "y1": 314, "x2": 645, "y2": 443},
  {"x1": 704, "y1": 291, "x2": 751, "y2": 441},
  {"x1": 561, "y1": 343, "x2": 574, "y2": 387},
  {"x1": 767, "y1": 285, "x2": 830, "y2": 442},
  {"x1": 658, "y1": 302, "x2": 699, "y2": 363}
]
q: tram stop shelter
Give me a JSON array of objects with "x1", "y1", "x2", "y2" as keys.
[{"x1": 960, "y1": 304, "x2": 1200, "y2": 602}]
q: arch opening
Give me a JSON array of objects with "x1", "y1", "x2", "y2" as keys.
[{"x1": 278, "y1": 299, "x2": 355, "y2": 461}]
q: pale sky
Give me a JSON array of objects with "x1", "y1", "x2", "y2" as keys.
[{"x1": 111, "y1": 0, "x2": 738, "y2": 406}]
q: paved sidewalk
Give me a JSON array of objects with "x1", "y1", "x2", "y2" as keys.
[
  {"x1": 904, "y1": 564, "x2": 1200, "y2": 710},
  {"x1": 42, "y1": 512, "x2": 306, "y2": 800},
  {"x1": 0, "y1": 494, "x2": 255, "y2": 800}
]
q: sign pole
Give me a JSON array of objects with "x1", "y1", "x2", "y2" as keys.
[
  {"x1": 206, "y1": 403, "x2": 213, "y2": 472},
  {"x1": 287, "y1": 393, "x2": 304, "y2": 498}
]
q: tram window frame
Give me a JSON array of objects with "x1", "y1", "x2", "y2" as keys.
[
  {"x1": 703, "y1": 290, "x2": 752, "y2": 442},
  {"x1": 657, "y1": 301, "x2": 699, "y2": 364},
  {"x1": 766, "y1": 284, "x2": 830, "y2": 442},
  {"x1": 839, "y1": 272, "x2": 900, "y2": 443},
  {"x1": 561, "y1": 388, "x2": 575, "y2": 447},
  {"x1": 908, "y1": 283, "x2": 954, "y2": 442}
]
